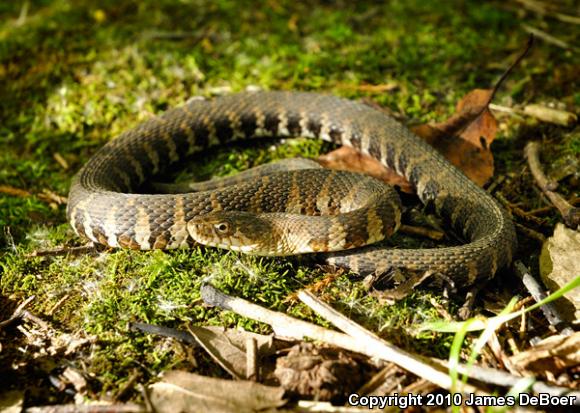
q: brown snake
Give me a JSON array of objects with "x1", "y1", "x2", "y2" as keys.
[{"x1": 67, "y1": 91, "x2": 517, "y2": 285}]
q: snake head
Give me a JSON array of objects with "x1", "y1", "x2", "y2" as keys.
[{"x1": 187, "y1": 211, "x2": 274, "y2": 254}]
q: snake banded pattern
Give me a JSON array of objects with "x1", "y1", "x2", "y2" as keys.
[{"x1": 67, "y1": 91, "x2": 517, "y2": 285}]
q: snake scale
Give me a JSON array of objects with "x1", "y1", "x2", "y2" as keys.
[{"x1": 67, "y1": 91, "x2": 517, "y2": 285}]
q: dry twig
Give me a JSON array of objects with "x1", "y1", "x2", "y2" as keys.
[
  {"x1": 525, "y1": 141, "x2": 580, "y2": 228},
  {"x1": 202, "y1": 284, "x2": 580, "y2": 401},
  {"x1": 513, "y1": 261, "x2": 573, "y2": 335},
  {"x1": 399, "y1": 224, "x2": 444, "y2": 241},
  {"x1": 522, "y1": 24, "x2": 574, "y2": 50},
  {"x1": 24, "y1": 404, "x2": 145, "y2": 413}
]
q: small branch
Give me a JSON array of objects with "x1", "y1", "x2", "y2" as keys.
[
  {"x1": 296, "y1": 290, "x2": 481, "y2": 394},
  {"x1": 26, "y1": 244, "x2": 97, "y2": 258},
  {"x1": 399, "y1": 224, "x2": 444, "y2": 241},
  {"x1": 523, "y1": 104, "x2": 577, "y2": 127},
  {"x1": 128, "y1": 322, "x2": 198, "y2": 346},
  {"x1": 429, "y1": 358, "x2": 580, "y2": 403},
  {"x1": 514, "y1": 0, "x2": 580, "y2": 25},
  {"x1": 491, "y1": 35, "x2": 534, "y2": 101},
  {"x1": 202, "y1": 284, "x2": 580, "y2": 400},
  {"x1": 514, "y1": 222, "x2": 546, "y2": 243},
  {"x1": 528, "y1": 197, "x2": 580, "y2": 217},
  {"x1": 496, "y1": 191, "x2": 545, "y2": 226},
  {"x1": 522, "y1": 24, "x2": 574, "y2": 50},
  {"x1": 0, "y1": 296, "x2": 36, "y2": 330},
  {"x1": 489, "y1": 103, "x2": 577, "y2": 126},
  {"x1": 201, "y1": 284, "x2": 359, "y2": 350},
  {"x1": 525, "y1": 141, "x2": 580, "y2": 228},
  {"x1": 24, "y1": 404, "x2": 145, "y2": 413},
  {"x1": 513, "y1": 261, "x2": 573, "y2": 335},
  {"x1": 246, "y1": 337, "x2": 258, "y2": 381}
]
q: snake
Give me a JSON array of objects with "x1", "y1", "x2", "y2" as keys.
[{"x1": 67, "y1": 91, "x2": 517, "y2": 285}]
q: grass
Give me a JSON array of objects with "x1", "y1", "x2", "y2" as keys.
[{"x1": 1, "y1": 0, "x2": 578, "y2": 405}]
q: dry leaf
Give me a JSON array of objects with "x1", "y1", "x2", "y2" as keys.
[
  {"x1": 187, "y1": 325, "x2": 275, "y2": 379},
  {"x1": 318, "y1": 146, "x2": 413, "y2": 192},
  {"x1": 319, "y1": 88, "x2": 498, "y2": 191},
  {"x1": 274, "y1": 343, "x2": 366, "y2": 402},
  {"x1": 0, "y1": 390, "x2": 23, "y2": 413},
  {"x1": 508, "y1": 332, "x2": 580, "y2": 376},
  {"x1": 149, "y1": 370, "x2": 286, "y2": 413},
  {"x1": 539, "y1": 223, "x2": 580, "y2": 321},
  {"x1": 413, "y1": 88, "x2": 497, "y2": 187}
]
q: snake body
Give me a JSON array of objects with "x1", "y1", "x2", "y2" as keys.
[{"x1": 67, "y1": 91, "x2": 517, "y2": 284}]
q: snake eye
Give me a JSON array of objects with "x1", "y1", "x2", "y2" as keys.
[{"x1": 214, "y1": 222, "x2": 230, "y2": 234}]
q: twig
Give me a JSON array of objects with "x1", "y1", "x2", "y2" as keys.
[
  {"x1": 114, "y1": 370, "x2": 142, "y2": 402},
  {"x1": 21, "y1": 311, "x2": 50, "y2": 331},
  {"x1": 24, "y1": 404, "x2": 145, "y2": 413},
  {"x1": 525, "y1": 141, "x2": 580, "y2": 228},
  {"x1": 522, "y1": 24, "x2": 574, "y2": 50},
  {"x1": 204, "y1": 283, "x2": 475, "y2": 392},
  {"x1": 296, "y1": 290, "x2": 482, "y2": 394},
  {"x1": 0, "y1": 296, "x2": 35, "y2": 330},
  {"x1": 26, "y1": 244, "x2": 97, "y2": 258},
  {"x1": 514, "y1": 222, "x2": 546, "y2": 243},
  {"x1": 0, "y1": 184, "x2": 30, "y2": 197},
  {"x1": 246, "y1": 337, "x2": 258, "y2": 381},
  {"x1": 496, "y1": 192, "x2": 546, "y2": 226},
  {"x1": 429, "y1": 359, "x2": 580, "y2": 403},
  {"x1": 513, "y1": 261, "x2": 573, "y2": 335},
  {"x1": 201, "y1": 284, "x2": 360, "y2": 350},
  {"x1": 514, "y1": 0, "x2": 580, "y2": 25},
  {"x1": 399, "y1": 224, "x2": 444, "y2": 241},
  {"x1": 47, "y1": 294, "x2": 70, "y2": 316},
  {"x1": 489, "y1": 103, "x2": 577, "y2": 126},
  {"x1": 523, "y1": 104, "x2": 577, "y2": 126},
  {"x1": 202, "y1": 284, "x2": 580, "y2": 400},
  {"x1": 128, "y1": 322, "x2": 199, "y2": 346},
  {"x1": 528, "y1": 197, "x2": 580, "y2": 217},
  {"x1": 485, "y1": 175, "x2": 506, "y2": 194}
]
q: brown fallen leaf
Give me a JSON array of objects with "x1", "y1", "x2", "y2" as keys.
[
  {"x1": 539, "y1": 224, "x2": 580, "y2": 321},
  {"x1": 148, "y1": 370, "x2": 286, "y2": 413},
  {"x1": 412, "y1": 88, "x2": 497, "y2": 187},
  {"x1": 186, "y1": 325, "x2": 275, "y2": 380},
  {"x1": 318, "y1": 146, "x2": 413, "y2": 192},
  {"x1": 274, "y1": 342, "x2": 367, "y2": 402},
  {"x1": 319, "y1": 88, "x2": 497, "y2": 191},
  {"x1": 319, "y1": 37, "x2": 534, "y2": 192},
  {"x1": 508, "y1": 332, "x2": 580, "y2": 376}
]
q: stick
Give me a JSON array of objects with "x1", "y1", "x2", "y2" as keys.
[
  {"x1": 201, "y1": 284, "x2": 360, "y2": 351},
  {"x1": 514, "y1": 222, "x2": 546, "y2": 243},
  {"x1": 295, "y1": 290, "x2": 482, "y2": 394},
  {"x1": 202, "y1": 284, "x2": 580, "y2": 400},
  {"x1": 246, "y1": 337, "x2": 258, "y2": 381},
  {"x1": 525, "y1": 141, "x2": 580, "y2": 228},
  {"x1": 513, "y1": 261, "x2": 573, "y2": 335},
  {"x1": 522, "y1": 25, "x2": 574, "y2": 50},
  {"x1": 399, "y1": 224, "x2": 444, "y2": 241},
  {"x1": 430, "y1": 359, "x2": 580, "y2": 403},
  {"x1": 514, "y1": 0, "x2": 580, "y2": 25},
  {"x1": 26, "y1": 244, "x2": 97, "y2": 258},
  {"x1": 0, "y1": 296, "x2": 36, "y2": 330},
  {"x1": 24, "y1": 404, "x2": 145, "y2": 413},
  {"x1": 129, "y1": 322, "x2": 199, "y2": 346}
]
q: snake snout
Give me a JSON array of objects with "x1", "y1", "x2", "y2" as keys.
[{"x1": 186, "y1": 211, "x2": 272, "y2": 254}]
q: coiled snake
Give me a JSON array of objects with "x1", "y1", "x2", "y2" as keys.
[{"x1": 67, "y1": 91, "x2": 517, "y2": 285}]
